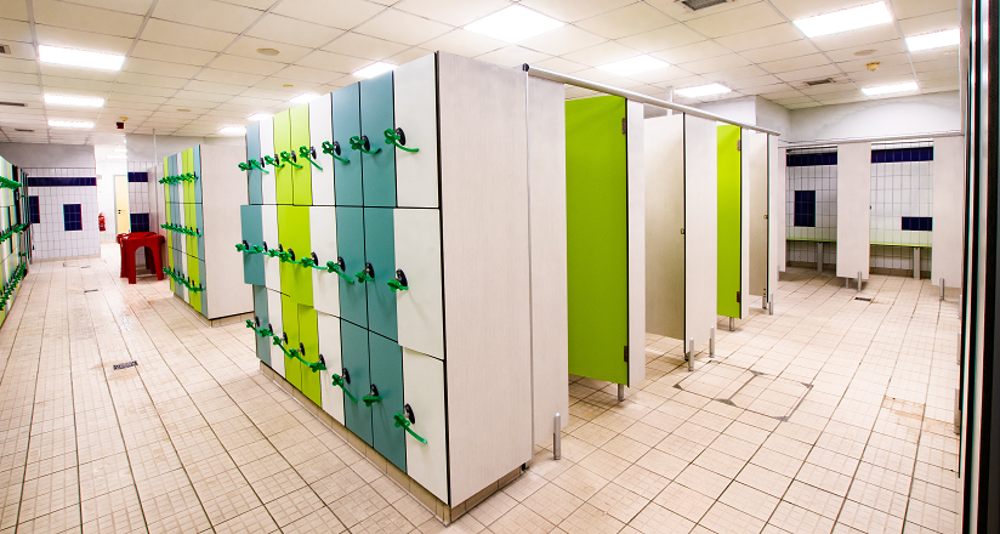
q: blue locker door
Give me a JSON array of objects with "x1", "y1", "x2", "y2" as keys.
[
  {"x1": 252, "y1": 285, "x2": 270, "y2": 365},
  {"x1": 363, "y1": 208, "x2": 397, "y2": 341},
  {"x1": 336, "y1": 207, "x2": 367, "y2": 328},
  {"x1": 241, "y1": 205, "x2": 265, "y2": 286},
  {"x1": 247, "y1": 123, "x2": 263, "y2": 205},
  {"x1": 360, "y1": 72, "x2": 396, "y2": 207},
  {"x1": 172, "y1": 248, "x2": 184, "y2": 299},
  {"x1": 369, "y1": 332, "x2": 405, "y2": 472},
  {"x1": 193, "y1": 145, "x2": 202, "y2": 205},
  {"x1": 333, "y1": 83, "x2": 362, "y2": 207},
  {"x1": 341, "y1": 320, "x2": 373, "y2": 446}
]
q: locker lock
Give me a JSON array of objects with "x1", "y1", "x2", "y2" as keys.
[
  {"x1": 355, "y1": 262, "x2": 375, "y2": 283},
  {"x1": 342, "y1": 367, "x2": 350, "y2": 384},
  {"x1": 350, "y1": 135, "x2": 381, "y2": 155},
  {"x1": 254, "y1": 315, "x2": 260, "y2": 328},
  {"x1": 298, "y1": 342, "x2": 305, "y2": 355},
  {"x1": 363, "y1": 384, "x2": 382, "y2": 407},
  {"x1": 322, "y1": 140, "x2": 349, "y2": 164},
  {"x1": 318, "y1": 354, "x2": 326, "y2": 367},
  {"x1": 404, "y1": 403, "x2": 415, "y2": 424},
  {"x1": 388, "y1": 269, "x2": 408, "y2": 292},
  {"x1": 287, "y1": 248, "x2": 296, "y2": 261},
  {"x1": 282, "y1": 332, "x2": 289, "y2": 345},
  {"x1": 311, "y1": 251, "x2": 319, "y2": 266},
  {"x1": 261, "y1": 241, "x2": 268, "y2": 252},
  {"x1": 384, "y1": 127, "x2": 419, "y2": 153}
]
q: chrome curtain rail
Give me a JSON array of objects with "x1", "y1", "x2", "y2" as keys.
[{"x1": 781, "y1": 130, "x2": 964, "y2": 148}]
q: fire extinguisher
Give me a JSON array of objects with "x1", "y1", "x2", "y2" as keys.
[{"x1": 98, "y1": 213, "x2": 106, "y2": 232}]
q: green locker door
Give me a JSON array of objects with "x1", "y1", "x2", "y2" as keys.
[
  {"x1": 565, "y1": 96, "x2": 629, "y2": 386},
  {"x1": 341, "y1": 320, "x2": 373, "y2": 446},
  {"x1": 247, "y1": 122, "x2": 263, "y2": 205},
  {"x1": 336, "y1": 207, "x2": 367, "y2": 328},
  {"x1": 274, "y1": 110, "x2": 293, "y2": 205},
  {"x1": 333, "y1": 83, "x2": 362, "y2": 206},
  {"x1": 363, "y1": 208, "x2": 397, "y2": 341},
  {"x1": 277, "y1": 206, "x2": 313, "y2": 306},
  {"x1": 183, "y1": 149, "x2": 194, "y2": 205},
  {"x1": 290, "y1": 105, "x2": 313, "y2": 206},
  {"x1": 369, "y1": 332, "x2": 405, "y2": 472},
  {"x1": 297, "y1": 304, "x2": 322, "y2": 406},
  {"x1": 360, "y1": 72, "x2": 396, "y2": 207},
  {"x1": 241, "y1": 205, "x2": 265, "y2": 286},
  {"x1": 253, "y1": 285, "x2": 270, "y2": 366},
  {"x1": 282, "y1": 294, "x2": 302, "y2": 391},
  {"x1": 718, "y1": 124, "x2": 742, "y2": 319}
]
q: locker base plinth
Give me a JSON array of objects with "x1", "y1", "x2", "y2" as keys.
[
  {"x1": 258, "y1": 361, "x2": 524, "y2": 526},
  {"x1": 171, "y1": 294, "x2": 252, "y2": 326}
]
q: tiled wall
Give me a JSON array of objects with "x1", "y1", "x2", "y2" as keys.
[
  {"x1": 870, "y1": 141, "x2": 934, "y2": 246},
  {"x1": 871, "y1": 244, "x2": 933, "y2": 273},
  {"x1": 786, "y1": 148, "x2": 837, "y2": 264},
  {"x1": 127, "y1": 162, "x2": 153, "y2": 233},
  {"x1": 23, "y1": 168, "x2": 100, "y2": 260},
  {"x1": 787, "y1": 240, "x2": 837, "y2": 266}
]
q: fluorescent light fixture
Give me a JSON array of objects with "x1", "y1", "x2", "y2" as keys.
[
  {"x1": 114, "y1": 148, "x2": 127, "y2": 153},
  {"x1": 289, "y1": 93, "x2": 320, "y2": 104},
  {"x1": 354, "y1": 62, "x2": 395, "y2": 79},
  {"x1": 219, "y1": 126, "x2": 247, "y2": 135},
  {"x1": 599, "y1": 55, "x2": 669, "y2": 76},
  {"x1": 44, "y1": 94, "x2": 104, "y2": 108},
  {"x1": 793, "y1": 2, "x2": 892, "y2": 38},
  {"x1": 38, "y1": 44, "x2": 124, "y2": 71},
  {"x1": 675, "y1": 83, "x2": 732, "y2": 98},
  {"x1": 247, "y1": 113, "x2": 271, "y2": 122},
  {"x1": 465, "y1": 5, "x2": 564, "y2": 43},
  {"x1": 48, "y1": 119, "x2": 94, "y2": 129},
  {"x1": 106, "y1": 155, "x2": 126, "y2": 159},
  {"x1": 906, "y1": 28, "x2": 960, "y2": 51},
  {"x1": 861, "y1": 81, "x2": 919, "y2": 96}
]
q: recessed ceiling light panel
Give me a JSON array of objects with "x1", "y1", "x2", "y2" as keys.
[
  {"x1": 290, "y1": 94, "x2": 321, "y2": 104},
  {"x1": 38, "y1": 44, "x2": 124, "y2": 71},
  {"x1": 792, "y1": 2, "x2": 892, "y2": 38},
  {"x1": 465, "y1": 5, "x2": 564, "y2": 43},
  {"x1": 48, "y1": 119, "x2": 94, "y2": 129},
  {"x1": 44, "y1": 94, "x2": 105, "y2": 108},
  {"x1": 219, "y1": 126, "x2": 247, "y2": 135},
  {"x1": 906, "y1": 29, "x2": 960, "y2": 51},
  {"x1": 861, "y1": 81, "x2": 919, "y2": 96},
  {"x1": 675, "y1": 83, "x2": 732, "y2": 98},
  {"x1": 354, "y1": 62, "x2": 396, "y2": 79},
  {"x1": 598, "y1": 55, "x2": 670, "y2": 76}
]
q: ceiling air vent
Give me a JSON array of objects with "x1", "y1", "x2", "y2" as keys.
[
  {"x1": 681, "y1": 0, "x2": 728, "y2": 11},
  {"x1": 805, "y1": 78, "x2": 836, "y2": 86},
  {"x1": 0, "y1": 45, "x2": 10, "y2": 55},
  {"x1": 0, "y1": 101, "x2": 25, "y2": 107}
]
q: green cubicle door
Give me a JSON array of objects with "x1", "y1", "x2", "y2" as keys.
[
  {"x1": 282, "y1": 294, "x2": 302, "y2": 391},
  {"x1": 298, "y1": 304, "x2": 322, "y2": 407},
  {"x1": 336, "y1": 207, "x2": 368, "y2": 328},
  {"x1": 565, "y1": 96, "x2": 629, "y2": 386},
  {"x1": 363, "y1": 207, "x2": 397, "y2": 341},
  {"x1": 369, "y1": 332, "x2": 405, "y2": 472},
  {"x1": 277, "y1": 206, "x2": 313, "y2": 307},
  {"x1": 253, "y1": 285, "x2": 270, "y2": 365},
  {"x1": 717, "y1": 124, "x2": 742, "y2": 319},
  {"x1": 290, "y1": 104, "x2": 313, "y2": 206},
  {"x1": 334, "y1": 84, "x2": 363, "y2": 206},
  {"x1": 360, "y1": 72, "x2": 396, "y2": 207},
  {"x1": 247, "y1": 122, "x2": 263, "y2": 205},
  {"x1": 274, "y1": 110, "x2": 293, "y2": 205},
  {"x1": 341, "y1": 320, "x2": 373, "y2": 446}
]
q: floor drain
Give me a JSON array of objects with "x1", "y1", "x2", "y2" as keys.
[
  {"x1": 855, "y1": 297, "x2": 872, "y2": 302},
  {"x1": 113, "y1": 361, "x2": 138, "y2": 370},
  {"x1": 84, "y1": 289, "x2": 98, "y2": 293}
]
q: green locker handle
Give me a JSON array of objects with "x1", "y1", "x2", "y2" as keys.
[
  {"x1": 280, "y1": 151, "x2": 303, "y2": 169},
  {"x1": 384, "y1": 128, "x2": 419, "y2": 153},
  {"x1": 321, "y1": 141, "x2": 349, "y2": 163},
  {"x1": 325, "y1": 257, "x2": 354, "y2": 283},
  {"x1": 394, "y1": 407, "x2": 427, "y2": 444},
  {"x1": 238, "y1": 162, "x2": 250, "y2": 171},
  {"x1": 235, "y1": 240, "x2": 249, "y2": 252},
  {"x1": 355, "y1": 262, "x2": 375, "y2": 283},
  {"x1": 362, "y1": 384, "x2": 382, "y2": 407},
  {"x1": 249, "y1": 159, "x2": 270, "y2": 174},
  {"x1": 387, "y1": 269, "x2": 408, "y2": 292},
  {"x1": 349, "y1": 135, "x2": 381, "y2": 155},
  {"x1": 332, "y1": 370, "x2": 359, "y2": 404},
  {"x1": 264, "y1": 154, "x2": 284, "y2": 169},
  {"x1": 298, "y1": 146, "x2": 324, "y2": 171}
]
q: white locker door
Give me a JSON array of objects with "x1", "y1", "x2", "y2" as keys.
[
  {"x1": 402, "y1": 348, "x2": 448, "y2": 503},
  {"x1": 318, "y1": 312, "x2": 344, "y2": 425},
  {"x1": 261, "y1": 205, "x2": 281, "y2": 293},
  {"x1": 266, "y1": 288, "x2": 285, "y2": 378},
  {"x1": 310, "y1": 206, "x2": 339, "y2": 316},
  {"x1": 393, "y1": 53, "x2": 439, "y2": 208},
  {"x1": 260, "y1": 117, "x2": 277, "y2": 205},
  {"x1": 309, "y1": 95, "x2": 336, "y2": 206},
  {"x1": 394, "y1": 209, "x2": 444, "y2": 360}
]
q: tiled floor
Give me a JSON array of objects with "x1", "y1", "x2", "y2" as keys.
[{"x1": 0, "y1": 244, "x2": 962, "y2": 533}]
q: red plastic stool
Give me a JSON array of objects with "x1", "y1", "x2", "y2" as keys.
[{"x1": 119, "y1": 232, "x2": 165, "y2": 284}]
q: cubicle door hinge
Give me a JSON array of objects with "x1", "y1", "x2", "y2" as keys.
[
  {"x1": 622, "y1": 118, "x2": 627, "y2": 135},
  {"x1": 736, "y1": 290, "x2": 741, "y2": 303},
  {"x1": 623, "y1": 345, "x2": 629, "y2": 363},
  {"x1": 737, "y1": 140, "x2": 742, "y2": 151}
]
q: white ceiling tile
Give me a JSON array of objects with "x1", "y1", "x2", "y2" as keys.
[
  {"x1": 195, "y1": 68, "x2": 265, "y2": 86},
  {"x1": 131, "y1": 41, "x2": 218, "y2": 67},
  {"x1": 272, "y1": 65, "x2": 342, "y2": 85},
  {"x1": 38, "y1": 63, "x2": 119, "y2": 81},
  {"x1": 684, "y1": 3, "x2": 785, "y2": 39},
  {"x1": 475, "y1": 45, "x2": 550, "y2": 68},
  {"x1": 1, "y1": 0, "x2": 28, "y2": 21},
  {"x1": 909, "y1": 47, "x2": 959, "y2": 64},
  {"x1": 921, "y1": 83, "x2": 959, "y2": 92},
  {"x1": 139, "y1": 19, "x2": 238, "y2": 52},
  {"x1": 209, "y1": 54, "x2": 286, "y2": 76},
  {"x1": 34, "y1": 24, "x2": 134, "y2": 54},
  {"x1": 116, "y1": 72, "x2": 189, "y2": 89},
  {"x1": 628, "y1": 65, "x2": 695, "y2": 85},
  {"x1": 353, "y1": 9, "x2": 452, "y2": 46},
  {"x1": 152, "y1": 0, "x2": 263, "y2": 34},
  {"x1": 726, "y1": 73, "x2": 782, "y2": 89},
  {"x1": 569, "y1": 67, "x2": 627, "y2": 84},
  {"x1": 125, "y1": 58, "x2": 203, "y2": 78},
  {"x1": 226, "y1": 95, "x2": 286, "y2": 108},
  {"x1": 295, "y1": 50, "x2": 370, "y2": 74},
  {"x1": 652, "y1": 40, "x2": 731, "y2": 64},
  {"x1": 678, "y1": 53, "x2": 750, "y2": 75},
  {"x1": 519, "y1": 0, "x2": 635, "y2": 23},
  {"x1": 0, "y1": 41, "x2": 36, "y2": 61},
  {"x1": 518, "y1": 25, "x2": 606, "y2": 56},
  {"x1": 772, "y1": 95, "x2": 818, "y2": 105},
  {"x1": 394, "y1": 0, "x2": 509, "y2": 27},
  {"x1": 889, "y1": 0, "x2": 955, "y2": 19},
  {"x1": 0, "y1": 18, "x2": 31, "y2": 42},
  {"x1": 774, "y1": 64, "x2": 842, "y2": 83},
  {"x1": 916, "y1": 68, "x2": 960, "y2": 82},
  {"x1": 714, "y1": 24, "x2": 806, "y2": 53},
  {"x1": 217, "y1": 0, "x2": 276, "y2": 9},
  {"x1": 184, "y1": 80, "x2": 248, "y2": 96},
  {"x1": 562, "y1": 41, "x2": 639, "y2": 67},
  {"x1": 105, "y1": 100, "x2": 161, "y2": 111},
  {"x1": 616, "y1": 24, "x2": 705, "y2": 53},
  {"x1": 271, "y1": 0, "x2": 387, "y2": 31},
  {"x1": 172, "y1": 89, "x2": 232, "y2": 103},
  {"x1": 759, "y1": 53, "x2": 831, "y2": 73},
  {"x1": 107, "y1": 93, "x2": 169, "y2": 105},
  {"x1": 824, "y1": 39, "x2": 908, "y2": 61},
  {"x1": 644, "y1": 0, "x2": 762, "y2": 23},
  {"x1": 246, "y1": 14, "x2": 345, "y2": 48},
  {"x1": 226, "y1": 36, "x2": 312, "y2": 63},
  {"x1": 840, "y1": 54, "x2": 912, "y2": 73},
  {"x1": 41, "y1": 76, "x2": 113, "y2": 92},
  {"x1": 800, "y1": 82, "x2": 858, "y2": 95},
  {"x1": 705, "y1": 65, "x2": 770, "y2": 82},
  {"x1": 575, "y1": 4, "x2": 677, "y2": 40},
  {"x1": 321, "y1": 32, "x2": 411, "y2": 61},
  {"x1": 756, "y1": 88, "x2": 806, "y2": 99},
  {"x1": 912, "y1": 56, "x2": 959, "y2": 72},
  {"x1": 0, "y1": 57, "x2": 36, "y2": 74},
  {"x1": 61, "y1": 0, "x2": 153, "y2": 15},
  {"x1": 1, "y1": 72, "x2": 38, "y2": 86},
  {"x1": 810, "y1": 24, "x2": 901, "y2": 52},
  {"x1": 767, "y1": 0, "x2": 870, "y2": 22},
  {"x1": 421, "y1": 29, "x2": 506, "y2": 57},
  {"x1": 530, "y1": 56, "x2": 589, "y2": 74},
  {"x1": 383, "y1": 46, "x2": 434, "y2": 67},
  {"x1": 897, "y1": 10, "x2": 960, "y2": 37},
  {"x1": 33, "y1": 0, "x2": 144, "y2": 38},
  {"x1": 241, "y1": 87, "x2": 301, "y2": 100}
]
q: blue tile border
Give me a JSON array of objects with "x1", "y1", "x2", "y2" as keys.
[
  {"x1": 871, "y1": 147, "x2": 934, "y2": 163},
  {"x1": 27, "y1": 177, "x2": 97, "y2": 187},
  {"x1": 787, "y1": 152, "x2": 837, "y2": 167}
]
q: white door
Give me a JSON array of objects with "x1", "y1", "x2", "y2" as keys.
[
  {"x1": 393, "y1": 54, "x2": 439, "y2": 208},
  {"x1": 266, "y1": 288, "x2": 285, "y2": 378},
  {"x1": 394, "y1": 208, "x2": 444, "y2": 360},
  {"x1": 260, "y1": 117, "x2": 277, "y2": 205},
  {"x1": 403, "y1": 348, "x2": 448, "y2": 502},
  {"x1": 318, "y1": 311, "x2": 344, "y2": 425},
  {"x1": 310, "y1": 206, "x2": 339, "y2": 316},
  {"x1": 310, "y1": 95, "x2": 336, "y2": 206},
  {"x1": 261, "y1": 205, "x2": 281, "y2": 293}
]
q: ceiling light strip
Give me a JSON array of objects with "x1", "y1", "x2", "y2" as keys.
[{"x1": 521, "y1": 64, "x2": 781, "y2": 137}]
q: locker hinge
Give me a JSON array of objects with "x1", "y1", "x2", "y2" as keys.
[
  {"x1": 680, "y1": 228, "x2": 685, "y2": 235},
  {"x1": 622, "y1": 118, "x2": 627, "y2": 135},
  {"x1": 737, "y1": 140, "x2": 742, "y2": 151},
  {"x1": 736, "y1": 290, "x2": 741, "y2": 303},
  {"x1": 764, "y1": 214, "x2": 768, "y2": 220},
  {"x1": 623, "y1": 345, "x2": 629, "y2": 363}
]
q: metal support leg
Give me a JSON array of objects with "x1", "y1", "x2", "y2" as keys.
[
  {"x1": 913, "y1": 248, "x2": 921, "y2": 280},
  {"x1": 817, "y1": 242, "x2": 824, "y2": 273},
  {"x1": 710, "y1": 327, "x2": 716, "y2": 359},
  {"x1": 940, "y1": 278, "x2": 945, "y2": 300},
  {"x1": 553, "y1": 413, "x2": 561, "y2": 460},
  {"x1": 959, "y1": 294, "x2": 963, "y2": 320},
  {"x1": 617, "y1": 383, "x2": 625, "y2": 402},
  {"x1": 762, "y1": 295, "x2": 767, "y2": 309},
  {"x1": 857, "y1": 271, "x2": 862, "y2": 293},
  {"x1": 768, "y1": 293, "x2": 774, "y2": 315},
  {"x1": 688, "y1": 337, "x2": 695, "y2": 372},
  {"x1": 729, "y1": 317, "x2": 734, "y2": 331},
  {"x1": 845, "y1": 277, "x2": 849, "y2": 289}
]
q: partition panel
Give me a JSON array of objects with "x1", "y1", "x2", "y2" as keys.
[{"x1": 836, "y1": 142, "x2": 872, "y2": 280}]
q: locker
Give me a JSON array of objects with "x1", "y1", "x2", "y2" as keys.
[
  {"x1": 187, "y1": 253, "x2": 201, "y2": 313},
  {"x1": 167, "y1": 242, "x2": 175, "y2": 292},
  {"x1": 168, "y1": 155, "x2": 179, "y2": 208},
  {"x1": 717, "y1": 124, "x2": 742, "y2": 319},
  {"x1": 290, "y1": 104, "x2": 313, "y2": 206},
  {"x1": 247, "y1": 122, "x2": 263, "y2": 205},
  {"x1": 183, "y1": 149, "x2": 194, "y2": 204},
  {"x1": 260, "y1": 117, "x2": 277, "y2": 204},
  {"x1": 336, "y1": 207, "x2": 367, "y2": 328},
  {"x1": 253, "y1": 285, "x2": 270, "y2": 366},
  {"x1": 164, "y1": 182, "x2": 173, "y2": 252},
  {"x1": 360, "y1": 72, "x2": 396, "y2": 207},
  {"x1": 173, "y1": 248, "x2": 185, "y2": 300},
  {"x1": 341, "y1": 320, "x2": 373, "y2": 445},
  {"x1": 196, "y1": 206, "x2": 206, "y2": 260},
  {"x1": 333, "y1": 83, "x2": 362, "y2": 206},
  {"x1": 402, "y1": 348, "x2": 448, "y2": 502},
  {"x1": 277, "y1": 205, "x2": 313, "y2": 306},
  {"x1": 318, "y1": 312, "x2": 344, "y2": 424},
  {"x1": 267, "y1": 289, "x2": 285, "y2": 378},
  {"x1": 369, "y1": 332, "x2": 405, "y2": 472},
  {"x1": 193, "y1": 145, "x2": 203, "y2": 205},
  {"x1": 282, "y1": 294, "x2": 301, "y2": 390},
  {"x1": 393, "y1": 53, "x2": 440, "y2": 208},
  {"x1": 240, "y1": 205, "x2": 265, "y2": 286},
  {"x1": 199, "y1": 258, "x2": 208, "y2": 315},
  {"x1": 297, "y1": 304, "x2": 322, "y2": 407},
  {"x1": 309, "y1": 95, "x2": 336, "y2": 205},
  {"x1": 393, "y1": 209, "x2": 444, "y2": 359},
  {"x1": 261, "y1": 205, "x2": 281, "y2": 293},
  {"x1": 184, "y1": 202, "x2": 196, "y2": 255},
  {"x1": 274, "y1": 110, "x2": 293, "y2": 205},
  {"x1": 309, "y1": 206, "x2": 340, "y2": 316},
  {"x1": 363, "y1": 207, "x2": 397, "y2": 341}
]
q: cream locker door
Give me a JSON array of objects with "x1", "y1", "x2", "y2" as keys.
[
  {"x1": 261, "y1": 205, "x2": 281, "y2": 293},
  {"x1": 260, "y1": 117, "x2": 277, "y2": 205},
  {"x1": 266, "y1": 288, "x2": 285, "y2": 378},
  {"x1": 393, "y1": 53, "x2": 439, "y2": 208},
  {"x1": 403, "y1": 348, "x2": 448, "y2": 502},
  {"x1": 309, "y1": 96, "x2": 336, "y2": 205},
  {"x1": 317, "y1": 312, "x2": 344, "y2": 424},
  {"x1": 393, "y1": 209, "x2": 444, "y2": 360},
  {"x1": 310, "y1": 206, "x2": 339, "y2": 316}
]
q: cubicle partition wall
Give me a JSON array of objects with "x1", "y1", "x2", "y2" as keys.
[{"x1": 837, "y1": 143, "x2": 872, "y2": 283}]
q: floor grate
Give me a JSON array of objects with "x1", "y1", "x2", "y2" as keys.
[
  {"x1": 112, "y1": 361, "x2": 138, "y2": 370},
  {"x1": 855, "y1": 297, "x2": 872, "y2": 302}
]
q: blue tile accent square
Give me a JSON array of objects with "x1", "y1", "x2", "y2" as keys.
[
  {"x1": 130, "y1": 213, "x2": 150, "y2": 233},
  {"x1": 63, "y1": 204, "x2": 82, "y2": 231},
  {"x1": 794, "y1": 190, "x2": 816, "y2": 227},
  {"x1": 127, "y1": 172, "x2": 149, "y2": 183},
  {"x1": 902, "y1": 216, "x2": 933, "y2": 231},
  {"x1": 28, "y1": 196, "x2": 39, "y2": 224}
]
